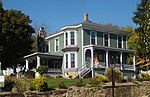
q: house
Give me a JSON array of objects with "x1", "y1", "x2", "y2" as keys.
[{"x1": 17, "y1": 13, "x2": 136, "y2": 78}]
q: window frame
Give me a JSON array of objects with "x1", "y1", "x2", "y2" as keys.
[
  {"x1": 90, "y1": 31, "x2": 97, "y2": 45},
  {"x1": 54, "y1": 37, "x2": 59, "y2": 52},
  {"x1": 70, "y1": 53, "x2": 75, "y2": 68}
]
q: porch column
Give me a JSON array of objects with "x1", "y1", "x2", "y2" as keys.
[
  {"x1": 90, "y1": 47, "x2": 94, "y2": 78},
  {"x1": 37, "y1": 56, "x2": 41, "y2": 68},
  {"x1": 106, "y1": 50, "x2": 109, "y2": 68},
  {"x1": 120, "y1": 52, "x2": 123, "y2": 70},
  {"x1": 133, "y1": 54, "x2": 136, "y2": 71},
  {"x1": 25, "y1": 59, "x2": 29, "y2": 71},
  {"x1": 36, "y1": 56, "x2": 41, "y2": 77}
]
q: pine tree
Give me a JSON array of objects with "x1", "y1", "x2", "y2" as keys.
[{"x1": 132, "y1": 0, "x2": 150, "y2": 61}]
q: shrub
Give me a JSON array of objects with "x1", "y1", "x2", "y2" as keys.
[
  {"x1": 4, "y1": 76, "x2": 15, "y2": 91},
  {"x1": 13, "y1": 77, "x2": 30, "y2": 93},
  {"x1": 75, "y1": 79, "x2": 85, "y2": 87},
  {"x1": 95, "y1": 74, "x2": 106, "y2": 83},
  {"x1": 32, "y1": 76, "x2": 48, "y2": 91},
  {"x1": 88, "y1": 74, "x2": 106, "y2": 87},
  {"x1": 24, "y1": 70, "x2": 35, "y2": 78},
  {"x1": 104, "y1": 67, "x2": 123, "y2": 83},
  {"x1": 141, "y1": 73, "x2": 150, "y2": 81},
  {"x1": 36, "y1": 66, "x2": 48, "y2": 75},
  {"x1": 57, "y1": 81, "x2": 67, "y2": 89}
]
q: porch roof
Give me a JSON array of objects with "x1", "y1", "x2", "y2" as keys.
[
  {"x1": 84, "y1": 45, "x2": 135, "y2": 53},
  {"x1": 18, "y1": 52, "x2": 62, "y2": 61}
]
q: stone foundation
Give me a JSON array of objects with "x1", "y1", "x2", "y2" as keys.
[{"x1": 0, "y1": 82, "x2": 150, "y2": 97}]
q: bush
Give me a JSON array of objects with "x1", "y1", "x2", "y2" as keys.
[
  {"x1": 95, "y1": 74, "x2": 106, "y2": 83},
  {"x1": 32, "y1": 76, "x2": 48, "y2": 91},
  {"x1": 24, "y1": 70, "x2": 35, "y2": 78},
  {"x1": 57, "y1": 81, "x2": 67, "y2": 89},
  {"x1": 75, "y1": 79, "x2": 85, "y2": 87},
  {"x1": 36, "y1": 66, "x2": 48, "y2": 75},
  {"x1": 4, "y1": 76, "x2": 15, "y2": 91},
  {"x1": 13, "y1": 77, "x2": 31, "y2": 93},
  {"x1": 141, "y1": 73, "x2": 150, "y2": 81},
  {"x1": 104, "y1": 67, "x2": 123, "y2": 83},
  {"x1": 88, "y1": 74, "x2": 106, "y2": 87}
]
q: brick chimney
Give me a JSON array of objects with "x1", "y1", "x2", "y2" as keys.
[{"x1": 84, "y1": 13, "x2": 89, "y2": 22}]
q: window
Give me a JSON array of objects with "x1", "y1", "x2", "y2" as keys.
[
  {"x1": 71, "y1": 53, "x2": 75, "y2": 68},
  {"x1": 65, "y1": 33, "x2": 68, "y2": 46},
  {"x1": 70, "y1": 32, "x2": 75, "y2": 45},
  {"x1": 55, "y1": 38, "x2": 59, "y2": 52},
  {"x1": 65, "y1": 54, "x2": 68, "y2": 68},
  {"x1": 104, "y1": 34, "x2": 108, "y2": 46},
  {"x1": 91, "y1": 32, "x2": 96, "y2": 45},
  {"x1": 118, "y1": 36, "x2": 122, "y2": 48}
]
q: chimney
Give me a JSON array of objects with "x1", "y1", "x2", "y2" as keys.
[{"x1": 84, "y1": 13, "x2": 88, "y2": 22}]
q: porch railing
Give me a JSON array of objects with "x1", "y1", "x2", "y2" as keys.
[
  {"x1": 48, "y1": 68, "x2": 62, "y2": 73},
  {"x1": 94, "y1": 62, "x2": 106, "y2": 68},
  {"x1": 93, "y1": 63, "x2": 134, "y2": 70}
]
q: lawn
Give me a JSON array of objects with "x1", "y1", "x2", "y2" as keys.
[{"x1": 47, "y1": 77, "x2": 91, "y2": 89}]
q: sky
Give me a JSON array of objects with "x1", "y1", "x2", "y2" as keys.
[{"x1": 3, "y1": 0, "x2": 140, "y2": 33}]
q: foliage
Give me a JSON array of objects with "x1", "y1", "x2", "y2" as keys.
[
  {"x1": 132, "y1": 0, "x2": 150, "y2": 60},
  {"x1": 141, "y1": 72, "x2": 150, "y2": 81},
  {"x1": 0, "y1": 6, "x2": 35, "y2": 68},
  {"x1": 75, "y1": 79, "x2": 85, "y2": 87},
  {"x1": 13, "y1": 77, "x2": 31, "y2": 93},
  {"x1": 32, "y1": 76, "x2": 48, "y2": 91},
  {"x1": 88, "y1": 74, "x2": 106, "y2": 87},
  {"x1": 4, "y1": 76, "x2": 15, "y2": 91},
  {"x1": 36, "y1": 66, "x2": 48, "y2": 75},
  {"x1": 24, "y1": 70, "x2": 35, "y2": 78},
  {"x1": 57, "y1": 81, "x2": 67, "y2": 89},
  {"x1": 104, "y1": 67, "x2": 123, "y2": 83}
]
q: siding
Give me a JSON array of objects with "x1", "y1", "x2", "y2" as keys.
[
  {"x1": 110, "y1": 33, "x2": 117, "y2": 48},
  {"x1": 48, "y1": 33, "x2": 64, "y2": 55},
  {"x1": 97, "y1": 32, "x2": 103, "y2": 46},
  {"x1": 77, "y1": 28, "x2": 82, "y2": 68},
  {"x1": 83, "y1": 29, "x2": 90, "y2": 46}
]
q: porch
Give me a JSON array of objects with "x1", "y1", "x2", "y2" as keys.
[
  {"x1": 84, "y1": 46, "x2": 136, "y2": 71},
  {"x1": 16, "y1": 52, "x2": 62, "y2": 76}
]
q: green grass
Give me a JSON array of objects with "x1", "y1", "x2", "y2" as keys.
[{"x1": 47, "y1": 77, "x2": 90, "y2": 89}]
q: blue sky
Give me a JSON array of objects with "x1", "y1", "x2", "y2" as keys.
[{"x1": 3, "y1": 0, "x2": 140, "y2": 33}]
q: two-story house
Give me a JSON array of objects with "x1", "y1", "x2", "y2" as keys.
[
  {"x1": 18, "y1": 13, "x2": 135, "y2": 78},
  {"x1": 44, "y1": 13, "x2": 136, "y2": 78}
]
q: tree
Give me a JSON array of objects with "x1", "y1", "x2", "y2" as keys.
[
  {"x1": 0, "y1": 7, "x2": 35, "y2": 68},
  {"x1": 132, "y1": 0, "x2": 150, "y2": 68},
  {"x1": 132, "y1": 0, "x2": 150, "y2": 60}
]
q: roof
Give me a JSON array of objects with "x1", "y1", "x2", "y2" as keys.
[
  {"x1": 46, "y1": 21, "x2": 130, "y2": 40},
  {"x1": 17, "y1": 52, "x2": 62, "y2": 62}
]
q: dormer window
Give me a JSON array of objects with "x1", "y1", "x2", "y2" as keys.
[{"x1": 90, "y1": 31, "x2": 97, "y2": 45}]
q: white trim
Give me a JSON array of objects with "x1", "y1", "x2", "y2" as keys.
[
  {"x1": 46, "y1": 31, "x2": 63, "y2": 40},
  {"x1": 117, "y1": 35, "x2": 118, "y2": 48},
  {"x1": 108, "y1": 33, "x2": 110, "y2": 47},
  {"x1": 90, "y1": 31, "x2": 97, "y2": 45},
  {"x1": 54, "y1": 37, "x2": 59, "y2": 52},
  {"x1": 126, "y1": 36, "x2": 128, "y2": 49},
  {"x1": 25, "y1": 59, "x2": 29, "y2": 71},
  {"x1": 121, "y1": 36, "x2": 123, "y2": 49},
  {"x1": 81, "y1": 29, "x2": 84, "y2": 66},
  {"x1": 48, "y1": 40, "x2": 51, "y2": 52},
  {"x1": 105, "y1": 50, "x2": 109, "y2": 68},
  {"x1": 61, "y1": 24, "x2": 82, "y2": 30},
  {"x1": 37, "y1": 56, "x2": 40, "y2": 68}
]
